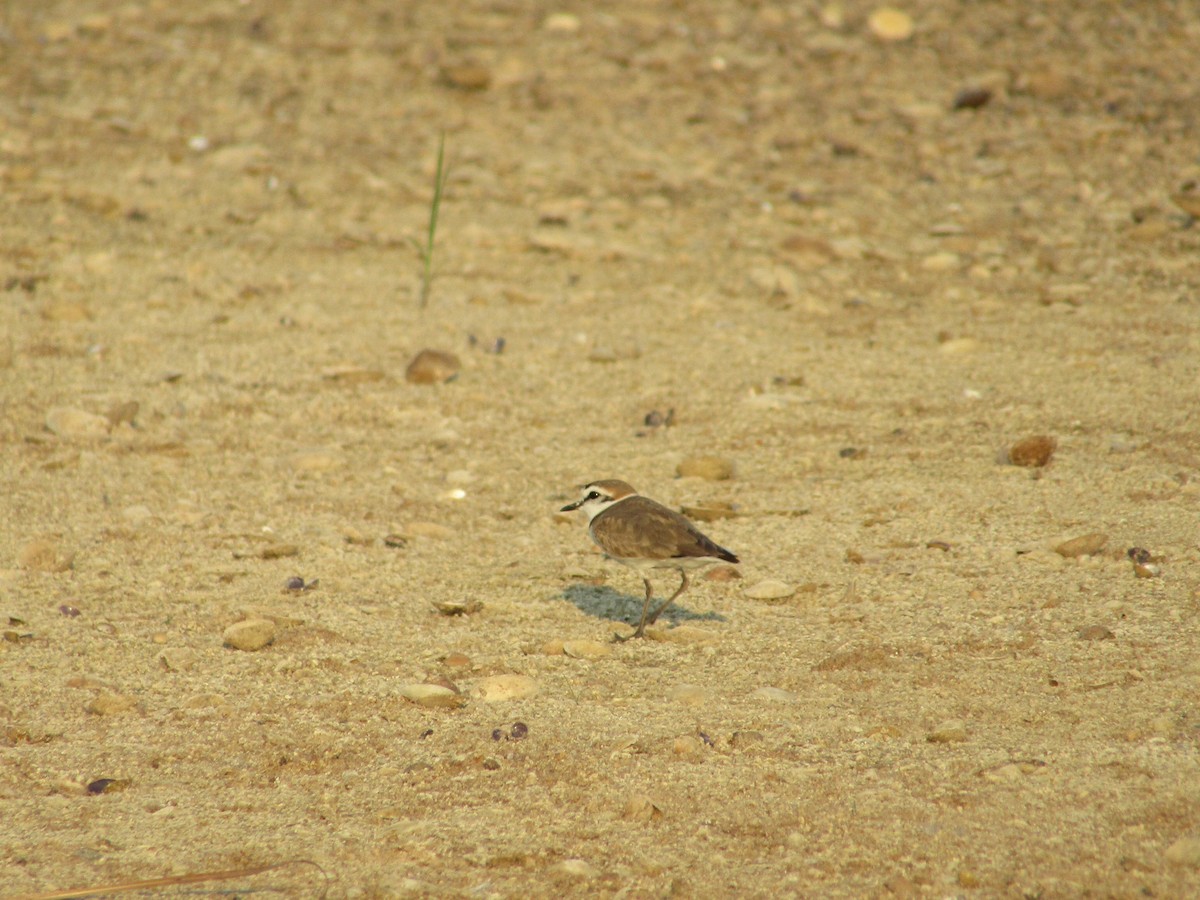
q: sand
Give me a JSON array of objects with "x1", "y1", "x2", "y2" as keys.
[{"x1": 3, "y1": 1, "x2": 1199, "y2": 897}]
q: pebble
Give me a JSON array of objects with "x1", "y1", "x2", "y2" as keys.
[
  {"x1": 744, "y1": 579, "x2": 794, "y2": 601},
  {"x1": 926, "y1": 720, "x2": 968, "y2": 743},
  {"x1": 222, "y1": 618, "x2": 276, "y2": 651},
  {"x1": 1165, "y1": 837, "x2": 1200, "y2": 868},
  {"x1": 398, "y1": 683, "x2": 465, "y2": 709},
  {"x1": 623, "y1": 794, "x2": 665, "y2": 822},
  {"x1": 705, "y1": 565, "x2": 741, "y2": 582},
  {"x1": 550, "y1": 859, "x2": 597, "y2": 880},
  {"x1": 937, "y1": 337, "x2": 980, "y2": 356},
  {"x1": 1054, "y1": 533, "x2": 1107, "y2": 558},
  {"x1": 868, "y1": 7, "x2": 914, "y2": 41},
  {"x1": 676, "y1": 456, "x2": 735, "y2": 481},
  {"x1": 472, "y1": 674, "x2": 538, "y2": 702},
  {"x1": 405, "y1": 349, "x2": 461, "y2": 385},
  {"x1": 680, "y1": 502, "x2": 739, "y2": 522},
  {"x1": 752, "y1": 686, "x2": 797, "y2": 703},
  {"x1": 17, "y1": 539, "x2": 75, "y2": 573},
  {"x1": 562, "y1": 639, "x2": 612, "y2": 660},
  {"x1": 1077, "y1": 624, "x2": 1115, "y2": 641},
  {"x1": 1009, "y1": 435, "x2": 1057, "y2": 467},
  {"x1": 543, "y1": 12, "x2": 581, "y2": 33},
  {"x1": 921, "y1": 251, "x2": 961, "y2": 271},
  {"x1": 45, "y1": 407, "x2": 111, "y2": 439},
  {"x1": 86, "y1": 692, "x2": 137, "y2": 716},
  {"x1": 439, "y1": 64, "x2": 492, "y2": 91}
]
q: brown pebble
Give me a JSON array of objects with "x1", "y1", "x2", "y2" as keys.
[
  {"x1": 86, "y1": 692, "x2": 137, "y2": 716},
  {"x1": 953, "y1": 87, "x2": 992, "y2": 110},
  {"x1": 1054, "y1": 533, "x2": 1107, "y2": 558},
  {"x1": 405, "y1": 349, "x2": 461, "y2": 385},
  {"x1": 1009, "y1": 435, "x2": 1057, "y2": 467},
  {"x1": 222, "y1": 618, "x2": 276, "y2": 651},
  {"x1": 1077, "y1": 624, "x2": 1115, "y2": 641},
  {"x1": 440, "y1": 64, "x2": 492, "y2": 91}
]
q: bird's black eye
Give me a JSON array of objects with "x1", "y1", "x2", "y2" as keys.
[{"x1": 586, "y1": 491, "x2": 600, "y2": 500}]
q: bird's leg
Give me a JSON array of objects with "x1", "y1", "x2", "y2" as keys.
[
  {"x1": 647, "y1": 569, "x2": 689, "y2": 625},
  {"x1": 614, "y1": 577, "x2": 656, "y2": 642}
]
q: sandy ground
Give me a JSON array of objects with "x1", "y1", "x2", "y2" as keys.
[{"x1": 3, "y1": 1, "x2": 1200, "y2": 897}]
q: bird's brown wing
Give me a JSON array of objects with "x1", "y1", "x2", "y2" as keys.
[{"x1": 591, "y1": 496, "x2": 738, "y2": 563}]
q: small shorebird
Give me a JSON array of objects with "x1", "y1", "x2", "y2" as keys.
[{"x1": 560, "y1": 479, "x2": 739, "y2": 640}]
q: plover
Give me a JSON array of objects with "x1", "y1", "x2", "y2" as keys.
[{"x1": 560, "y1": 479, "x2": 739, "y2": 640}]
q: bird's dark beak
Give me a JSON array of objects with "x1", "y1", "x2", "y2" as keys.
[{"x1": 560, "y1": 499, "x2": 583, "y2": 512}]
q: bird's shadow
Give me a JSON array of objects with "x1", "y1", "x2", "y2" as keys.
[{"x1": 561, "y1": 583, "x2": 727, "y2": 627}]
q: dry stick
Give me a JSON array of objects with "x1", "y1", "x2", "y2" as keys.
[
  {"x1": 418, "y1": 132, "x2": 448, "y2": 309},
  {"x1": 12, "y1": 859, "x2": 329, "y2": 900}
]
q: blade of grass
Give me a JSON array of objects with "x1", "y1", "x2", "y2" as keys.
[{"x1": 419, "y1": 133, "x2": 448, "y2": 309}]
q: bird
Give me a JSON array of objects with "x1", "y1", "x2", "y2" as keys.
[{"x1": 560, "y1": 479, "x2": 739, "y2": 640}]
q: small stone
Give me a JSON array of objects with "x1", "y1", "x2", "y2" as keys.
[
  {"x1": 1054, "y1": 533, "x2": 1107, "y2": 558},
  {"x1": 562, "y1": 639, "x2": 612, "y2": 660},
  {"x1": 1009, "y1": 435, "x2": 1057, "y2": 467},
  {"x1": 704, "y1": 565, "x2": 741, "y2": 582},
  {"x1": 953, "y1": 87, "x2": 992, "y2": 110},
  {"x1": 1133, "y1": 561, "x2": 1161, "y2": 579},
  {"x1": 398, "y1": 683, "x2": 465, "y2": 709},
  {"x1": 405, "y1": 349, "x2": 461, "y2": 385},
  {"x1": 623, "y1": 794, "x2": 665, "y2": 822},
  {"x1": 222, "y1": 618, "x2": 276, "y2": 651},
  {"x1": 86, "y1": 692, "x2": 137, "y2": 716},
  {"x1": 921, "y1": 251, "x2": 961, "y2": 271},
  {"x1": 440, "y1": 64, "x2": 492, "y2": 91},
  {"x1": 550, "y1": 859, "x2": 597, "y2": 880},
  {"x1": 680, "y1": 502, "x2": 739, "y2": 522},
  {"x1": 1165, "y1": 837, "x2": 1200, "y2": 868},
  {"x1": 543, "y1": 12, "x2": 581, "y2": 32},
  {"x1": 17, "y1": 539, "x2": 75, "y2": 573},
  {"x1": 472, "y1": 674, "x2": 538, "y2": 703},
  {"x1": 751, "y1": 686, "x2": 797, "y2": 703},
  {"x1": 676, "y1": 456, "x2": 734, "y2": 481},
  {"x1": 1077, "y1": 624, "x2": 1115, "y2": 641},
  {"x1": 45, "y1": 407, "x2": 111, "y2": 439},
  {"x1": 927, "y1": 720, "x2": 968, "y2": 743},
  {"x1": 868, "y1": 7, "x2": 914, "y2": 41},
  {"x1": 937, "y1": 337, "x2": 980, "y2": 356},
  {"x1": 433, "y1": 599, "x2": 481, "y2": 616},
  {"x1": 744, "y1": 579, "x2": 794, "y2": 601}
]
